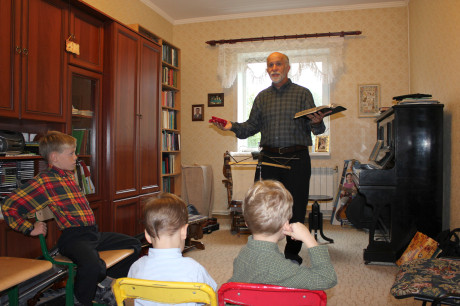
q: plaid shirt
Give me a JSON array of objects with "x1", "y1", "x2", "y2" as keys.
[
  {"x1": 1, "y1": 165, "x2": 95, "y2": 235},
  {"x1": 231, "y1": 79, "x2": 326, "y2": 147}
]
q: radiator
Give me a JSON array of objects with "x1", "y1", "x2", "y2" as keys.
[{"x1": 309, "y1": 167, "x2": 338, "y2": 217}]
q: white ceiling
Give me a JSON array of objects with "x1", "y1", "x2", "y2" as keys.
[{"x1": 140, "y1": 0, "x2": 408, "y2": 24}]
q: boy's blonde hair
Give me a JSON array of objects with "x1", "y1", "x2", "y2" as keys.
[
  {"x1": 143, "y1": 193, "x2": 188, "y2": 239},
  {"x1": 243, "y1": 180, "x2": 293, "y2": 235},
  {"x1": 39, "y1": 131, "x2": 76, "y2": 162}
]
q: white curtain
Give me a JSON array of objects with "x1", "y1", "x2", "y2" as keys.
[{"x1": 217, "y1": 37, "x2": 345, "y2": 88}]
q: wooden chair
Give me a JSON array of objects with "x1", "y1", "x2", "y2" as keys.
[
  {"x1": 0, "y1": 257, "x2": 52, "y2": 306},
  {"x1": 218, "y1": 282, "x2": 327, "y2": 306},
  {"x1": 112, "y1": 278, "x2": 217, "y2": 305},
  {"x1": 36, "y1": 207, "x2": 135, "y2": 306}
]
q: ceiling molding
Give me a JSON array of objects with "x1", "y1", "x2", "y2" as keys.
[
  {"x1": 139, "y1": 0, "x2": 175, "y2": 24},
  {"x1": 140, "y1": 0, "x2": 408, "y2": 26}
]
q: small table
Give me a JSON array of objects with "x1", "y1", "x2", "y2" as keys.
[
  {"x1": 308, "y1": 195, "x2": 334, "y2": 243},
  {"x1": 0, "y1": 257, "x2": 52, "y2": 306}
]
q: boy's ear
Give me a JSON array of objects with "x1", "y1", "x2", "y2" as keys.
[
  {"x1": 144, "y1": 229, "x2": 153, "y2": 244},
  {"x1": 49, "y1": 151, "x2": 57, "y2": 163},
  {"x1": 180, "y1": 224, "x2": 189, "y2": 240}
]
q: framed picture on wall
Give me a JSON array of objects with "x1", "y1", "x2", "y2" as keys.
[
  {"x1": 208, "y1": 93, "x2": 224, "y2": 107},
  {"x1": 315, "y1": 135, "x2": 329, "y2": 153},
  {"x1": 192, "y1": 104, "x2": 204, "y2": 121},
  {"x1": 358, "y1": 84, "x2": 380, "y2": 117}
]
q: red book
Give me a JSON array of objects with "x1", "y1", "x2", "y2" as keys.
[{"x1": 209, "y1": 116, "x2": 227, "y2": 126}]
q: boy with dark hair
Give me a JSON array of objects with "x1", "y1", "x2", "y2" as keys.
[
  {"x1": 229, "y1": 180, "x2": 337, "y2": 290},
  {"x1": 128, "y1": 193, "x2": 217, "y2": 305},
  {"x1": 1, "y1": 131, "x2": 141, "y2": 305}
]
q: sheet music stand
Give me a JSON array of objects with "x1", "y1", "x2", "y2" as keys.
[{"x1": 225, "y1": 152, "x2": 290, "y2": 235}]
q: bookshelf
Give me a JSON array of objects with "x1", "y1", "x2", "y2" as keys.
[
  {"x1": 70, "y1": 66, "x2": 102, "y2": 199},
  {"x1": 160, "y1": 39, "x2": 181, "y2": 195},
  {"x1": 128, "y1": 24, "x2": 182, "y2": 196}
]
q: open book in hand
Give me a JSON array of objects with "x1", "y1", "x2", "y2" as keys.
[{"x1": 294, "y1": 104, "x2": 346, "y2": 119}]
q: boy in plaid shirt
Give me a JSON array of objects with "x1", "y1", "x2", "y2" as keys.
[{"x1": 1, "y1": 131, "x2": 141, "y2": 305}]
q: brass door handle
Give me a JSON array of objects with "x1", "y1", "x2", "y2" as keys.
[
  {"x1": 22, "y1": 48, "x2": 28, "y2": 55},
  {"x1": 15, "y1": 46, "x2": 21, "y2": 54}
]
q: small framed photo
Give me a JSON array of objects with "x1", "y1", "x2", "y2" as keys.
[
  {"x1": 192, "y1": 104, "x2": 204, "y2": 121},
  {"x1": 315, "y1": 135, "x2": 329, "y2": 153},
  {"x1": 358, "y1": 84, "x2": 380, "y2": 117},
  {"x1": 208, "y1": 93, "x2": 224, "y2": 107}
]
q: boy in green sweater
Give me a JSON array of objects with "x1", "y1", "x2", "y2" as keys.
[{"x1": 229, "y1": 180, "x2": 337, "y2": 290}]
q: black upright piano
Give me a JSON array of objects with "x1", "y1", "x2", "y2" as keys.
[{"x1": 352, "y1": 104, "x2": 444, "y2": 264}]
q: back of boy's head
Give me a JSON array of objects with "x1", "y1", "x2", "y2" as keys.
[
  {"x1": 143, "y1": 193, "x2": 188, "y2": 239},
  {"x1": 39, "y1": 131, "x2": 76, "y2": 163},
  {"x1": 243, "y1": 180, "x2": 293, "y2": 235}
]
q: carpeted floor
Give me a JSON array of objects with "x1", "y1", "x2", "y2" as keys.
[{"x1": 185, "y1": 218, "x2": 419, "y2": 306}]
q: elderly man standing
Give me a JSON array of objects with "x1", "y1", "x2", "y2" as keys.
[{"x1": 212, "y1": 52, "x2": 329, "y2": 264}]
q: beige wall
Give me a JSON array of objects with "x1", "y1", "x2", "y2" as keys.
[
  {"x1": 82, "y1": 0, "x2": 173, "y2": 41},
  {"x1": 174, "y1": 7, "x2": 409, "y2": 213},
  {"x1": 85, "y1": 1, "x2": 458, "y2": 227},
  {"x1": 408, "y1": 0, "x2": 460, "y2": 228}
]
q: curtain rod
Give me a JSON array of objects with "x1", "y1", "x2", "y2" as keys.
[{"x1": 206, "y1": 31, "x2": 362, "y2": 46}]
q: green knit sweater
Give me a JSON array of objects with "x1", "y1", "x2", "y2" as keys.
[{"x1": 229, "y1": 236, "x2": 337, "y2": 290}]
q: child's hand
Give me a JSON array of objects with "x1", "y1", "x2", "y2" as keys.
[
  {"x1": 284, "y1": 222, "x2": 318, "y2": 248},
  {"x1": 30, "y1": 221, "x2": 47, "y2": 236}
]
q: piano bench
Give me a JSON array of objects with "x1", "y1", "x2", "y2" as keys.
[{"x1": 390, "y1": 258, "x2": 460, "y2": 305}]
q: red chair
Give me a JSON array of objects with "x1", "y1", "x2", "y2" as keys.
[{"x1": 218, "y1": 282, "x2": 327, "y2": 306}]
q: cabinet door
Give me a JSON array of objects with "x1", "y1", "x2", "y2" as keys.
[
  {"x1": 20, "y1": 0, "x2": 67, "y2": 122},
  {"x1": 69, "y1": 66, "x2": 102, "y2": 200},
  {"x1": 112, "y1": 24, "x2": 140, "y2": 199},
  {"x1": 138, "y1": 38, "x2": 161, "y2": 194},
  {"x1": 69, "y1": 7, "x2": 104, "y2": 72},
  {"x1": 0, "y1": 0, "x2": 20, "y2": 117},
  {"x1": 112, "y1": 197, "x2": 140, "y2": 237}
]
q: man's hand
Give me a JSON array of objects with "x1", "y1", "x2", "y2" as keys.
[
  {"x1": 210, "y1": 118, "x2": 232, "y2": 131},
  {"x1": 306, "y1": 110, "x2": 332, "y2": 125},
  {"x1": 30, "y1": 221, "x2": 47, "y2": 236}
]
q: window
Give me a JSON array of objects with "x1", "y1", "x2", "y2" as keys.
[{"x1": 237, "y1": 59, "x2": 330, "y2": 153}]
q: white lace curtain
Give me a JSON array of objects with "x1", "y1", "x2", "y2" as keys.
[{"x1": 217, "y1": 37, "x2": 345, "y2": 88}]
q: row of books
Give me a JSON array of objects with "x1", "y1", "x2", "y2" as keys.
[
  {"x1": 162, "y1": 44, "x2": 178, "y2": 67},
  {"x1": 161, "y1": 91, "x2": 176, "y2": 108},
  {"x1": 162, "y1": 154, "x2": 176, "y2": 175},
  {"x1": 73, "y1": 160, "x2": 95, "y2": 195},
  {"x1": 72, "y1": 128, "x2": 91, "y2": 155},
  {"x1": 162, "y1": 131, "x2": 180, "y2": 151},
  {"x1": 162, "y1": 67, "x2": 178, "y2": 88},
  {"x1": 162, "y1": 110, "x2": 177, "y2": 130},
  {"x1": 162, "y1": 177, "x2": 175, "y2": 193}
]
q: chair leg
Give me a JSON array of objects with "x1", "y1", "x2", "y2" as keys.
[
  {"x1": 65, "y1": 264, "x2": 76, "y2": 306},
  {"x1": 7, "y1": 285, "x2": 19, "y2": 306}
]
